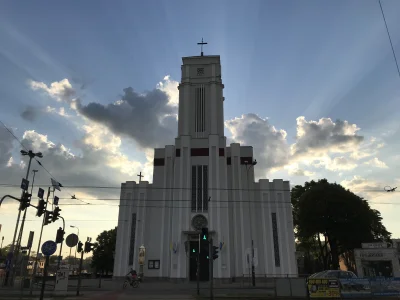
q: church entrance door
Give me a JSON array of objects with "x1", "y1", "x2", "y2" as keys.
[{"x1": 189, "y1": 241, "x2": 209, "y2": 281}]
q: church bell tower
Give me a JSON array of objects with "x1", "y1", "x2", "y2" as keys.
[{"x1": 177, "y1": 54, "x2": 225, "y2": 139}]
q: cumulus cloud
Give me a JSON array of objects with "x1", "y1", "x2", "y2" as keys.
[
  {"x1": 29, "y1": 77, "x2": 179, "y2": 150},
  {"x1": 225, "y1": 113, "x2": 290, "y2": 177},
  {"x1": 286, "y1": 164, "x2": 316, "y2": 177},
  {"x1": 156, "y1": 75, "x2": 179, "y2": 107},
  {"x1": 325, "y1": 156, "x2": 358, "y2": 171},
  {"x1": 46, "y1": 106, "x2": 70, "y2": 118},
  {"x1": 29, "y1": 79, "x2": 75, "y2": 102},
  {"x1": 364, "y1": 157, "x2": 388, "y2": 169},
  {"x1": 291, "y1": 117, "x2": 364, "y2": 157},
  {"x1": 76, "y1": 86, "x2": 178, "y2": 149},
  {"x1": 0, "y1": 127, "x2": 146, "y2": 206}
]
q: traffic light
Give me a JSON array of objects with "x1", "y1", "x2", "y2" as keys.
[
  {"x1": 44, "y1": 211, "x2": 53, "y2": 225},
  {"x1": 84, "y1": 241, "x2": 95, "y2": 253},
  {"x1": 52, "y1": 207, "x2": 61, "y2": 222},
  {"x1": 55, "y1": 227, "x2": 65, "y2": 243},
  {"x1": 19, "y1": 192, "x2": 32, "y2": 211},
  {"x1": 201, "y1": 227, "x2": 208, "y2": 241},
  {"x1": 200, "y1": 227, "x2": 209, "y2": 259},
  {"x1": 77, "y1": 241, "x2": 83, "y2": 253},
  {"x1": 36, "y1": 199, "x2": 46, "y2": 217},
  {"x1": 212, "y1": 245, "x2": 219, "y2": 260}
]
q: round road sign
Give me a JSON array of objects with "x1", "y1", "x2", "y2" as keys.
[
  {"x1": 66, "y1": 234, "x2": 79, "y2": 247},
  {"x1": 41, "y1": 240, "x2": 57, "y2": 256}
]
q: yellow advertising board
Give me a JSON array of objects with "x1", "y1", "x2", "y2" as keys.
[{"x1": 308, "y1": 278, "x2": 340, "y2": 298}]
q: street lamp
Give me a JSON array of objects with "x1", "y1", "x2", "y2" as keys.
[
  {"x1": 70, "y1": 225, "x2": 80, "y2": 274},
  {"x1": 5, "y1": 150, "x2": 43, "y2": 286},
  {"x1": 244, "y1": 159, "x2": 257, "y2": 287}
]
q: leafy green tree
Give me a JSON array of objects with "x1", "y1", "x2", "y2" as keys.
[
  {"x1": 90, "y1": 227, "x2": 117, "y2": 275},
  {"x1": 0, "y1": 244, "x2": 12, "y2": 257},
  {"x1": 293, "y1": 179, "x2": 391, "y2": 271}
]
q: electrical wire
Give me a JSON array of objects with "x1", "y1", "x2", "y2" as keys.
[
  {"x1": 0, "y1": 183, "x2": 388, "y2": 193},
  {"x1": 379, "y1": 0, "x2": 400, "y2": 81}
]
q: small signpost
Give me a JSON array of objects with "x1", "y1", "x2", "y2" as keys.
[
  {"x1": 21, "y1": 178, "x2": 29, "y2": 191},
  {"x1": 37, "y1": 188, "x2": 44, "y2": 199},
  {"x1": 40, "y1": 241, "x2": 57, "y2": 300}
]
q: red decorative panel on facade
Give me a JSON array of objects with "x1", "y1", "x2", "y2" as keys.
[
  {"x1": 191, "y1": 148, "x2": 209, "y2": 156},
  {"x1": 153, "y1": 158, "x2": 165, "y2": 166}
]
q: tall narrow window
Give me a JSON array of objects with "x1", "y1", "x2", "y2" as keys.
[
  {"x1": 203, "y1": 166, "x2": 208, "y2": 211},
  {"x1": 191, "y1": 165, "x2": 208, "y2": 212},
  {"x1": 271, "y1": 213, "x2": 280, "y2": 267},
  {"x1": 195, "y1": 85, "x2": 205, "y2": 136},
  {"x1": 128, "y1": 213, "x2": 137, "y2": 265},
  {"x1": 191, "y1": 166, "x2": 197, "y2": 211}
]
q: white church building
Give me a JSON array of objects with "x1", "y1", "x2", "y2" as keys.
[{"x1": 113, "y1": 51, "x2": 297, "y2": 281}]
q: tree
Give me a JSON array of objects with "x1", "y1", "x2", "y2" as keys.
[
  {"x1": 0, "y1": 244, "x2": 12, "y2": 257},
  {"x1": 90, "y1": 227, "x2": 117, "y2": 275},
  {"x1": 293, "y1": 179, "x2": 391, "y2": 271}
]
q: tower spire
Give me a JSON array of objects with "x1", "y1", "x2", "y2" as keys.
[{"x1": 197, "y1": 38, "x2": 208, "y2": 56}]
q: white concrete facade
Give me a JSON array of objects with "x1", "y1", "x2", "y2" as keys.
[{"x1": 113, "y1": 54, "x2": 297, "y2": 281}]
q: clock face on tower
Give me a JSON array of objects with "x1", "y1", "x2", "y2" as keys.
[
  {"x1": 197, "y1": 68, "x2": 204, "y2": 76},
  {"x1": 192, "y1": 214, "x2": 208, "y2": 230}
]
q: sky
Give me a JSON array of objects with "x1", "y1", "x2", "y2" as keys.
[{"x1": 0, "y1": 0, "x2": 400, "y2": 258}]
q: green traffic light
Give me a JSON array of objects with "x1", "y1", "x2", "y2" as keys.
[
  {"x1": 192, "y1": 249, "x2": 195, "y2": 253},
  {"x1": 203, "y1": 235, "x2": 207, "y2": 240},
  {"x1": 207, "y1": 256, "x2": 209, "y2": 259}
]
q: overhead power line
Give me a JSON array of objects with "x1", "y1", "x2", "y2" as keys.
[
  {"x1": 379, "y1": 0, "x2": 400, "y2": 81},
  {"x1": 0, "y1": 183, "x2": 388, "y2": 193}
]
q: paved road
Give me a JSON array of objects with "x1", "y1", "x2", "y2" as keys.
[{"x1": 0, "y1": 278, "x2": 275, "y2": 299}]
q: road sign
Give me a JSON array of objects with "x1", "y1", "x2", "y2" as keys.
[
  {"x1": 41, "y1": 240, "x2": 57, "y2": 256},
  {"x1": 66, "y1": 234, "x2": 79, "y2": 247},
  {"x1": 38, "y1": 188, "x2": 44, "y2": 199},
  {"x1": 21, "y1": 178, "x2": 29, "y2": 191},
  {"x1": 27, "y1": 231, "x2": 34, "y2": 248},
  {"x1": 54, "y1": 196, "x2": 59, "y2": 206}
]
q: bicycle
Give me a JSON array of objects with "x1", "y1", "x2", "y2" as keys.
[{"x1": 123, "y1": 275, "x2": 140, "y2": 289}]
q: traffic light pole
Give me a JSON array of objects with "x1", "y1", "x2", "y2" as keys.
[
  {"x1": 197, "y1": 233, "x2": 200, "y2": 295},
  {"x1": 76, "y1": 249, "x2": 84, "y2": 296},
  {"x1": 56, "y1": 216, "x2": 65, "y2": 270},
  {"x1": 39, "y1": 255, "x2": 49, "y2": 300},
  {"x1": 30, "y1": 187, "x2": 51, "y2": 296},
  {"x1": 209, "y1": 238, "x2": 214, "y2": 300}
]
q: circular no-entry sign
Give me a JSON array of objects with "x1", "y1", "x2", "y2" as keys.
[{"x1": 66, "y1": 234, "x2": 79, "y2": 247}]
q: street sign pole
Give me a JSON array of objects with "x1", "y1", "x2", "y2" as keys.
[
  {"x1": 39, "y1": 255, "x2": 49, "y2": 300},
  {"x1": 39, "y1": 240, "x2": 57, "y2": 300},
  {"x1": 76, "y1": 250, "x2": 84, "y2": 296},
  {"x1": 209, "y1": 238, "x2": 214, "y2": 300}
]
